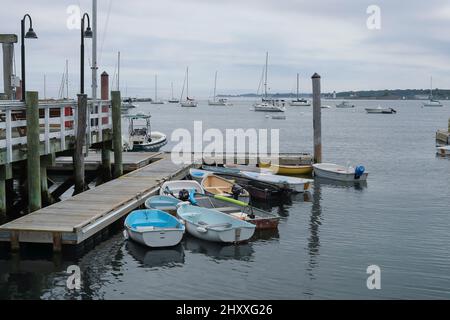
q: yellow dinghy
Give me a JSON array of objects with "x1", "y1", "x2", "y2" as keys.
[
  {"x1": 201, "y1": 175, "x2": 250, "y2": 201},
  {"x1": 259, "y1": 162, "x2": 313, "y2": 175}
]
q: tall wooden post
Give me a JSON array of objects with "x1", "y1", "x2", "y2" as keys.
[
  {"x1": 74, "y1": 94, "x2": 87, "y2": 195},
  {"x1": 111, "y1": 91, "x2": 123, "y2": 178},
  {"x1": 312, "y1": 73, "x2": 322, "y2": 164},
  {"x1": 41, "y1": 154, "x2": 55, "y2": 205},
  {"x1": 448, "y1": 118, "x2": 450, "y2": 133},
  {"x1": 101, "y1": 72, "x2": 112, "y2": 182},
  {"x1": 26, "y1": 91, "x2": 42, "y2": 212}
]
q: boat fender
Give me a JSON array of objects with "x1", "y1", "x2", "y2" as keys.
[
  {"x1": 123, "y1": 230, "x2": 129, "y2": 240},
  {"x1": 188, "y1": 189, "x2": 198, "y2": 205},
  {"x1": 178, "y1": 189, "x2": 190, "y2": 202},
  {"x1": 354, "y1": 166, "x2": 365, "y2": 179},
  {"x1": 231, "y1": 184, "x2": 244, "y2": 200},
  {"x1": 196, "y1": 227, "x2": 208, "y2": 233}
]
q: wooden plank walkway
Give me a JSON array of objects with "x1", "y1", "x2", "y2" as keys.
[
  {"x1": 0, "y1": 153, "x2": 197, "y2": 250},
  {"x1": 48, "y1": 152, "x2": 163, "y2": 172}
]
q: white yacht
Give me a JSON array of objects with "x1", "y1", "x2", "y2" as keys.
[
  {"x1": 180, "y1": 67, "x2": 198, "y2": 107},
  {"x1": 289, "y1": 73, "x2": 311, "y2": 106}
]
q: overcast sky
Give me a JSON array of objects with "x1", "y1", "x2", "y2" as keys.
[{"x1": 1, "y1": 0, "x2": 450, "y2": 98}]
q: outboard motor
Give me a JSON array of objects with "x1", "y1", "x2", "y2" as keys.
[
  {"x1": 178, "y1": 189, "x2": 190, "y2": 202},
  {"x1": 354, "y1": 165, "x2": 365, "y2": 180},
  {"x1": 231, "y1": 184, "x2": 244, "y2": 200}
]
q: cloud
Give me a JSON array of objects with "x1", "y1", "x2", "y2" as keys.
[{"x1": 1, "y1": 0, "x2": 450, "y2": 98}]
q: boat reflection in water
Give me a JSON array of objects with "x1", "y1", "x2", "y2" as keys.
[
  {"x1": 313, "y1": 177, "x2": 368, "y2": 191},
  {"x1": 182, "y1": 235, "x2": 254, "y2": 261},
  {"x1": 125, "y1": 241, "x2": 185, "y2": 268}
]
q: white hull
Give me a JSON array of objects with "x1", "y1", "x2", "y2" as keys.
[
  {"x1": 289, "y1": 101, "x2": 311, "y2": 106},
  {"x1": 181, "y1": 101, "x2": 198, "y2": 107},
  {"x1": 423, "y1": 102, "x2": 443, "y2": 107},
  {"x1": 313, "y1": 163, "x2": 368, "y2": 182},
  {"x1": 151, "y1": 101, "x2": 165, "y2": 105},
  {"x1": 365, "y1": 107, "x2": 396, "y2": 114},
  {"x1": 437, "y1": 146, "x2": 450, "y2": 156},
  {"x1": 126, "y1": 227, "x2": 184, "y2": 248},
  {"x1": 241, "y1": 172, "x2": 312, "y2": 193},
  {"x1": 160, "y1": 180, "x2": 204, "y2": 196},
  {"x1": 182, "y1": 219, "x2": 254, "y2": 243},
  {"x1": 254, "y1": 104, "x2": 286, "y2": 112}
]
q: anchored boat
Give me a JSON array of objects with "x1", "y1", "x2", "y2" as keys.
[
  {"x1": 365, "y1": 107, "x2": 397, "y2": 114},
  {"x1": 180, "y1": 67, "x2": 198, "y2": 107},
  {"x1": 313, "y1": 163, "x2": 369, "y2": 182},
  {"x1": 241, "y1": 171, "x2": 313, "y2": 193},
  {"x1": 124, "y1": 209, "x2": 185, "y2": 248},
  {"x1": 201, "y1": 174, "x2": 250, "y2": 201},
  {"x1": 436, "y1": 146, "x2": 450, "y2": 156},
  {"x1": 336, "y1": 101, "x2": 355, "y2": 108},
  {"x1": 259, "y1": 162, "x2": 313, "y2": 175},
  {"x1": 123, "y1": 114, "x2": 167, "y2": 152},
  {"x1": 177, "y1": 204, "x2": 256, "y2": 243},
  {"x1": 289, "y1": 73, "x2": 311, "y2": 106}
]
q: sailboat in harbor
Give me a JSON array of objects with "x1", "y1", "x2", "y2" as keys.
[
  {"x1": 168, "y1": 82, "x2": 179, "y2": 103},
  {"x1": 253, "y1": 52, "x2": 286, "y2": 112},
  {"x1": 289, "y1": 73, "x2": 311, "y2": 106},
  {"x1": 151, "y1": 75, "x2": 164, "y2": 104},
  {"x1": 208, "y1": 71, "x2": 231, "y2": 106},
  {"x1": 423, "y1": 77, "x2": 443, "y2": 107},
  {"x1": 180, "y1": 67, "x2": 198, "y2": 107}
]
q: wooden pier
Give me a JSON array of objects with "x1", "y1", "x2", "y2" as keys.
[{"x1": 0, "y1": 153, "x2": 197, "y2": 251}]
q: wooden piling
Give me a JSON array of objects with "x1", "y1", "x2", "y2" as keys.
[
  {"x1": 41, "y1": 154, "x2": 55, "y2": 205},
  {"x1": 312, "y1": 73, "x2": 322, "y2": 164},
  {"x1": 26, "y1": 91, "x2": 42, "y2": 212},
  {"x1": 0, "y1": 164, "x2": 12, "y2": 215},
  {"x1": 101, "y1": 72, "x2": 112, "y2": 182},
  {"x1": 111, "y1": 91, "x2": 123, "y2": 178},
  {"x1": 74, "y1": 94, "x2": 88, "y2": 195}
]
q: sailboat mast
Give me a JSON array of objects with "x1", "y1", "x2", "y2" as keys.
[
  {"x1": 430, "y1": 76, "x2": 433, "y2": 100},
  {"x1": 296, "y1": 73, "x2": 299, "y2": 100},
  {"x1": 155, "y1": 75, "x2": 158, "y2": 101},
  {"x1": 186, "y1": 67, "x2": 189, "y2": 99},
  {"x1": 117, "y1": 51, "x2": 120, "y2": 91},
  {"x1": 264, "y1": 52, "x2": 268, "y2": 99},
  {"x1": 214, "y1": 71, "x2": 218, "y2": 102},
  {"x1": 171, "y1": 82, "x2": 174, "y2": 99},
  {"x1": 65, "y1": 59, "x2": 69, "y2": 99}
]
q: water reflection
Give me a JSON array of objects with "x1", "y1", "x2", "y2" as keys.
[
  {"x1": 183, "y1": 236, "x2": 254, "y2": 261},
  {"x1": 307, "y1": 181, "x2": 322, "y2": 280},
  {"x1": 126, "y1": 241, "x2": 185, "y2": 268},
  {"x1": 314, "y1": 177, "x2": 368, "y2": 191}
]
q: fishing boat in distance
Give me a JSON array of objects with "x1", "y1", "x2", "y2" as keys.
[
  {"x1": 313, "y1": 163, "x2": 368, "y2": 182},
  {"x1": 336, "y1": 101, "x2": 355, "y2": 108},
  {"x1": 124, "y1": 209, "x2": 185, "y2": 248},
  {"x1": 123, "y1": 113, "x2": 167, "y2": 152},
  {"x1": 151, "y1": 75, "x2": 165, "y2": 104},
  {"x1": 365, "y1": 106, "x2": 397, "y2": 114},
  {"x1": 208, "y1": 71, "x2": 232, "y2": 106},
  {"x1": 176, "y1": 204, "x2": 256, "y2": 243},
  {"x1": 168, "y1": 82, "x2": 180, "y2": 103},
  {"x1": 423, "y1": 77, "x2": 443, "y2": 107},
  {"x1": 180, "y1": 67, "x2": 198, "y2": 107},
  {"x1": 289, "y1": 73, "x2": 311, "y2": 106}
]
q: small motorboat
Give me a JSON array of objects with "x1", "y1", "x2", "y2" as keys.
[
  {"x1": 160, "y1": 180, "x2": 204, "y2": 198},
  {"x1": 241, "y1": 171, "x2": 313, "y2": 193},
  {"x1": 189, "y1": 168, "x2": 211, "y2": 183},
  {"x1": 123, "y1": 114, "x2": 167, "y2": 152},
  {"x1": 436, "y1": 146, "x2": 450, "y2": 156},
  {"x1": 177, "y1": 204, "x2": 256, "y2": 243},
  {"x1": 313, "y1": 163, "x2": 369, "y2": 181},
  {"x1": 124, "y1": 209, "x2": 185, "y2": 248},
  {"x1": 365, "y1": 107, "x2": 397, "y2": 114},
  {"x1": 336, "y1": 101, "x2": 355, "y2": 108},
  {"x1": 272, "y1": 115, "x2": 286, "y2": 120},
  {"x1": 259, "y1": 162, "x2": 313, "y2": 175},
  {"x1": 201, "y1": 174, "x2": 250, "y2": 200}
]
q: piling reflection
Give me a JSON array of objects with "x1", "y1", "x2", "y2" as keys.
[
  {"x1": 307, "y1": 181, "x2": 322, "y2": 280},
  {"x1": 125, "y1": 241, "x2": 185, "y2": 268},
  {"x1": 183, "y1": 235, "x2": 254, "y2": 261}
]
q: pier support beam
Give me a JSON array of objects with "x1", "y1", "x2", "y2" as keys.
[
  {"x1": 26, "y1": 91, "x2": 42, "y2": 212},
  {"x1": 312, "y1": 73, "x2": 322, "y2": 164},
  {"x1": 0, "y1": 164, "x2": 13, "y2": 215},
  {"x1": 1, "y1": 34, "x2": 18, "y2": 100},
  {"x1": 41, "y1": 154, "x2": 55, "y2": 205},
  {"x1": 101, "y1": 72, "x2": 112, "y2": 182},
  {"x1": 74, "y1": 94, "x2": 88, "y2": 195},
  {"x1": 111, "y1": 91, "x2": 123, "y2": 178}
]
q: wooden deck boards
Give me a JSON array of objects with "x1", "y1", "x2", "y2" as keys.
[{"x1": 0, "y1": 154, "x2": 196, "y2": 246}]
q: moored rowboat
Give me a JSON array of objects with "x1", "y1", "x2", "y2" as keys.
[
  {"x1": 241, "y1": 171, "x2": 313, "y2": 192},
  {"x1": 436, "y1": 146, "x2": 450, "y2": 156},
  {"x1": 177, "y1": 204, "x2": 256, "y2": 243},
  {"x1": 124, "y1": 209, "x2": 185, "y2": 248},
  {"x1": 259, "y1": 162, "x2": 313, "y2": 175},
  {"x1": 201, "y1": 174, "x2": 250, "y2": 199},
  {"x1": 312, "y1": 163, "x2": 368, "y2": 181}
]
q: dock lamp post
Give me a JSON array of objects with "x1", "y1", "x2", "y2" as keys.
[
  {"x1": 80, "y1": 13, "x2": 93, "y2": 94},
  {"x1": 21, "y1": 14, "x2": 38, "y2": 101}
]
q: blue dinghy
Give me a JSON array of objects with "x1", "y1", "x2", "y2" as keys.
[
  {"x1": 145, "y1": 195, "x2": 181, "y2": 212},
  {"x1": 124, "y1": 209, "x2": 185, "y2": 248}
]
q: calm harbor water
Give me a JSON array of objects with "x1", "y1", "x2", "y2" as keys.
[{"x1": 1, "y1": 99, "x2": 449, "y2": 299}]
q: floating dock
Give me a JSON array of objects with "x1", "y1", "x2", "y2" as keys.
[
  {"x1": 0, "y1": 153, "x2": 197, "y2": 251},
  {"x1": 436, "y1": 129, "x2": 450, "y2": 145}
]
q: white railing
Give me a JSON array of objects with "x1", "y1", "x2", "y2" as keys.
[{"x1": 0, "y1": 99, "x2": 112, "y2": 164}]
